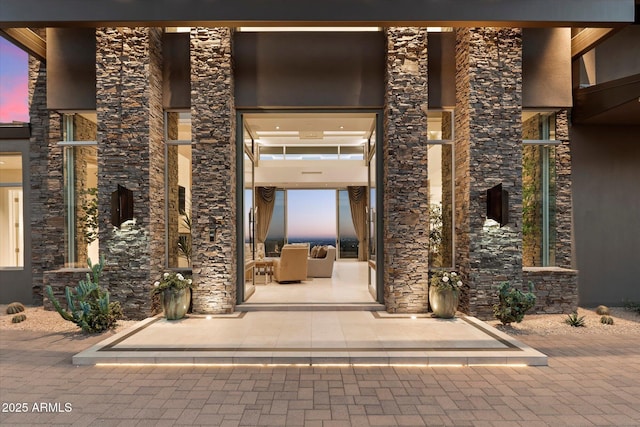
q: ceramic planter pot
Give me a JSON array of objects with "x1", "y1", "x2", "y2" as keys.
[
  {"x1": 429, "y1": 286, "x2": 459, "y2": 319},
  {"x1": 162, "y1": 287, "x2": 191, "y2": 320}
]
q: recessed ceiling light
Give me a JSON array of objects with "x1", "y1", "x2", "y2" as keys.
[{"x1": 275, "y1": 126, "x2": 280, "y2": 130}]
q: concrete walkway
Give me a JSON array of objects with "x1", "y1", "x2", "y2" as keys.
[
  {"x1": 72, "y1": 312, "x2": 546, "y2": 367},
  {"x1": 2, "y1": 318, "x2": 639, "y2": 425}
]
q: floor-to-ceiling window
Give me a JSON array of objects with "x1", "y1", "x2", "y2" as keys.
[
  {"x1": 165, "y1": 112, "x2": 192, "y2": 269},
  {"x1": 287, "y1": 189, "x2": 337, "y2": 247},
  {"x1": 61, "y1": 113, "x2": 98, "y2": 268},
  {"x1": 338, "y1": 190, "x2": 358, "y2": 259},
  {"x1": 522, "y1": 111, "x2": 557, "y2": 267},
  {"x1": 427, "y1": 110, "x2": 454, "y2": 269}
]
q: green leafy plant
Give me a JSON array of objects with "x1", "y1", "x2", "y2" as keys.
[
  {"x1": 493, "y1": 282, "x2": 537, "y2": 325},
  {"x1": 45, "y1": 256, "x2": 122, "y2": 333},
  {"x1": 430, "y1": 271, "x2": 463, "y2": 292},
  {"x1": 150, "y1": 271, "x2": 194, "y2": 297},
  {"x1": 565, "y1": 311, "x2": 586, "y2": 327}
]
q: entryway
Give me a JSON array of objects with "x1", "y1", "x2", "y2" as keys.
[{"x1": 237, "y1": 111, "x2": 383, "y2": 306}]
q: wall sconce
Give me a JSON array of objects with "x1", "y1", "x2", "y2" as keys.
[
  {"x1": 209, "y1": 218, "x2": 220, "y2": 242},
  {"x1": 486, "y1": 183, "x2": 509, "y2": 227},
  {"x1": 110, "y1": 184, "x2": 134, "y2": 227}
]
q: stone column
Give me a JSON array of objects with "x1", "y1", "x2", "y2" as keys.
[
  {"x1": 455, "y1": 28, "x2": 523, "y2": 319},
  {"x1": 554, "y1": 110, "x2": 573, "y2": 269},
  {"x1": 29, "y1": 31, "x2": 63, "y2": 304},
  {"x1": 440, "y1": 112, "x2": 454, "y2": 268},
  {"x1": 96, "y1": 27, "x2": 165, "y2": 319},
  {"x1": 383, "y1": 28, "x2": 429, "y2": 313},
  {"x1": 166, "y1": 113, "x2": 179, "y2": 268},
  {"x1": 190, "y1": 27, "x2": 236, "y2": 314}
]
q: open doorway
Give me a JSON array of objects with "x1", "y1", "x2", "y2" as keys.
[{"x1": 237, "y1": 111, "x2": 382, "y2": 305}]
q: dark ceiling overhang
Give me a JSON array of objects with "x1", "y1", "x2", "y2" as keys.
[
  {"x1": 573, "y1": 74, "x2": 640, "y2": 125},
  {"x1": 0, "y1": 28, "x2": 45, "y2": 61},
  {"x1": 0, "y1": 0, "x2": 635, "y2": 28}
]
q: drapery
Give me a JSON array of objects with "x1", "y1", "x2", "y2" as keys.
[
  {"x1": 255, "y1": 186, "x2": 276, "y2": 244},
  {"x1": 348, "y1": 186, "x2": 368, "y2": 261}
]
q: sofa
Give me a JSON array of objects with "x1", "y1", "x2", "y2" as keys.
[
  {"x1": 272, "y1": 244, "x2": 309, "y2": 283},
  {"x1": 307, "y1": 245, "x2": 336, "y2": 278}
]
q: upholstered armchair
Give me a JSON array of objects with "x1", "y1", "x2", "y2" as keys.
[
  {"x1": 272, "y1": 245, "x2": 309, "y2": 283},
  {"x1": 307, "y1": 246, "x2": 336, "y2": 278}
]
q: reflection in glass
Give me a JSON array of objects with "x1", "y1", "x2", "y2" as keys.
[
  {"x1": 0, "y1": 154, "x2": 24, "y2": 267},
  {"x1": 427, "y1": 144, "x2": 453, "y2": 268},
  {"x1": 265, "y1": 190, "x2": 285, "y2": 256},
  {"x1": 523, "y1": 145, "x2": 556, "y2": 267},
  {"x1": 338, "y1": 190, "x2": 358, "y2": 259}
]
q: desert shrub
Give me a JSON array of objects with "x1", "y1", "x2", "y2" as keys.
[
  {"x1": 565, "y1": 311, "x2": 586, "y2": 327},
  {"x1": 595, "y1": 305, "x2": 609, "y2": 315},
  {"x1": 493, "y1": 282, "x2": 537, "y2": 326},
  {"x1": 624, "y1": 300, "x2": 640, "y2": 315},
  {"x1": 600, "y1": 315, "x2": 614, "y2": 325}
]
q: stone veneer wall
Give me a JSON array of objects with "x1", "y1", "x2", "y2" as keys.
[
  {"x1": 29, "y1": 29, "x2": 64, "y2": 305},
  {"x1": 383, "y1": 28, "x2": 429, "y2": 312},
  {"x1": 455, "y1": 28, "x2": 523, "y2": 319},
  {"x1": 96, "y1": 27, "x2": 165, "y2": 319},
  {"x1": 166, "y1": 113, "x2": 179, "y2": 268},
  {"x1": 554, "y1": 110, "x2": 573, "y2": 269},
  {"x1": 524, "y1": 267, "x2": 577, "y2": 313},
  {"x1": 190, "y1": 27, "x2": 237, "y2": 314}
]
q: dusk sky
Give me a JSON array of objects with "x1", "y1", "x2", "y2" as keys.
[{"x1": 0, "y1": 37, "x2": 29, "y2": 123}]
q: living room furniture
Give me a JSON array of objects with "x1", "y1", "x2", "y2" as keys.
[
  {"x1": 254, "y1": 258, "x2": 274, "y2": 284},
  {"x1": 307, "y1": 245, "x2": 336, "y2": 278},
  {"x1": 272, "y1": 245, "x2": 309, "y2": 283}
]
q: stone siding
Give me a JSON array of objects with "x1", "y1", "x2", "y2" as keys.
[
  {"x1": 190, "y1": 27, "x2": 237, "y2": 314},
  {"x1": 554, "y1": 110, "x2": 573, "y2": 269},
  {"x1": 96, "y1": 27, "x2": 165, "y2": 319},
  {"x1": 523, "y1": 267, "x2": 578, "y2": 314},
  {"x1": 43, "y1": 269, "x2": 91, "y2": 310},
  {"x1": 29, "y1": 31, "x2": 64, "y2": 305},
  {"x1": 383, "y1": 27, "x2": 429, "y2": 313},
  {"x1": 455, "y1": 28, "x2": 523, "y2": 319}
]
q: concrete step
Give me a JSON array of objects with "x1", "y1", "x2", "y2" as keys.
[{"x1": 236, "y1": 302, "x2": 386, "y2": 312}]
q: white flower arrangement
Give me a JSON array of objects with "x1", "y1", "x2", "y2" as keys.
[
  {"x1": 150, "y1": 271, "x2": 194, "y2": 296},
  {"x1": 430, "y1": 271, "x2": 464, "y2": 291}
]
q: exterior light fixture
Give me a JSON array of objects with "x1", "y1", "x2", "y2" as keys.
[
  {"x1": 486, "y1": 183, "x2": 509, "y2": 227},
  {"x1": 111, "y1": 184, "x2": 134, "y2": 227}
]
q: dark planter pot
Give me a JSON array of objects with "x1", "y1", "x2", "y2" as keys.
[
  {"x1": 429, "y1": 286, "x2": 459, "y2": 319},
  {"x1": 162, "y1": 288, "x2": 191, "y2": 320}
]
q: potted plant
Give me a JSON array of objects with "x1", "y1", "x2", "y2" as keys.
[
  {"x1": 429, "y1": 271, "x2": 463, "y2": 318},
  {"x1": 151, "y1": 272, "x2": 194, "y2": 320}
]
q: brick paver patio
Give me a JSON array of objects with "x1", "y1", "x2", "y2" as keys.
[{"x1": 1, "y1": 328, "x2": 639, "y2": 426}]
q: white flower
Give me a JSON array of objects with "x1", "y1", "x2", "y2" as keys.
[
  {"x1": 163, "y1": 272, "x2": 169, "y2": 278},
  {"x1": 457, "y1": 281, "x2": 462, "y2": 286},
  {"x1": 154, "y1": 281, "x2": 160, "y2": 287},
  {"x1": 442, "y1": 276, "x2": 449, "y2": 282},
  {"x1": 177, "y1": 273, "x2": 184, "y2": 281},
  {"x1": 187, "y1": 279, "x2": 192, "y2": 285},
  {"x1": 451, "y1": 272, "x2": 457, "y2": 276}
]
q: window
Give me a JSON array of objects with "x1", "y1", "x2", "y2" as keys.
[
  {"x1": 61, "y1": 114, "x2": 98, "y2": 268},
  {"x1": 522, "y1": 111, "x2": 557, "y2": 267},
  {"x1": 338, "y1": 190, "x2": 358, "y2": 259},
  {"x1": 0, "y1": 153, "x2": 24, "y2": 267},
  {"x1": 427, "y1": 110, "x2": 454, "y2": 268},
  {"x1": 166, "y1": 112, "x2": 192, "y2": 268}
]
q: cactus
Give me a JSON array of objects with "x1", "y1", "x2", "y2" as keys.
[
  {"x1": 565, "y1": 311, "x2": 586, "y2": 327},
  {"x1": 6, "y1": 302, "x2": 25, "y2": 314},
  {"x1": 600, "y1": 315, "x2": 614, "y2": 325},
  {"x1": 44, "y1": 256, "x2": 122, "y2": 333},
  {"x1": 595, "y1": 305, "x2": 609, "y2": 315},
  {"x1": 11, "y1": 313, "x2": 27, "y2": 323}
]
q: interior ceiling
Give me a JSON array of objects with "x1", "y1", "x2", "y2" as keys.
[{"x1": 244, "y1": 112, "x2": 376, "y2": 146}]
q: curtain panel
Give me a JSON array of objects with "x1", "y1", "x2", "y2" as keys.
[{"x1": 348, "y1": 186, "x2": 368, "y2": 261}]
